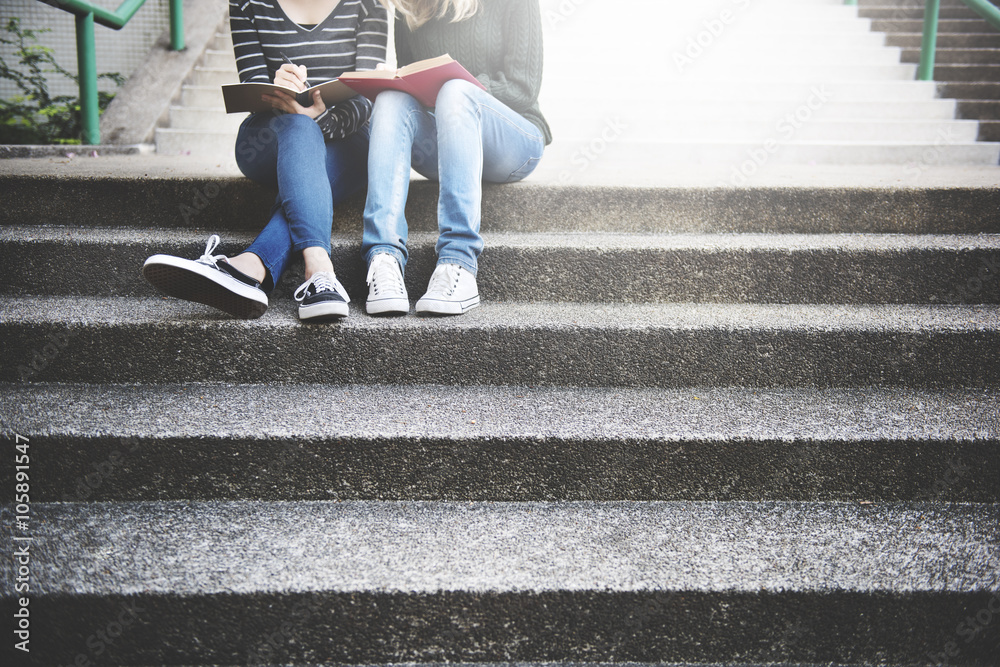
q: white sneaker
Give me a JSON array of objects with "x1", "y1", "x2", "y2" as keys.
[
  {"x1": 142, "y1": 234, "x2": 268, "y2": 319},
  {"x1": 365, "y1": 253, "x2": 409, "y2": 315},
  {"x1": 415, "y1": 263, "x2": 480, "y2": 315},
  {"x1": 294, "y1": 271, "x2": 350, "y2": 321}
]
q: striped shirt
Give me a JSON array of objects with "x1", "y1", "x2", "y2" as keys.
[{"x1": 230, "y1": 0, "x2": 388, "y2": 140}]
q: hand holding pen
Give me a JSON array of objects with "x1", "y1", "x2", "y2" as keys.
[
  {"x1": 262, "y1": 51, "x2": 324, "y2": 117},
  {"x1": 277, "y1": 52, "x2": 310, "y2": 90}
]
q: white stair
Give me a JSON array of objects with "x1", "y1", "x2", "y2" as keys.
[
  {"x1": 538, "y1": 0, "x2": 1000, "y2": 178},
  {"x1": 156, "y1": 0, "x2": 1000, "y2": 170},
  {"x1": 155, "y1": 21, "x2": 238, "y2": 156}
]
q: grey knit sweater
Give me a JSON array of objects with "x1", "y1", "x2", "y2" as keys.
[{"x1": 394, "y1": 0, "x2": 551, "y2": 144}]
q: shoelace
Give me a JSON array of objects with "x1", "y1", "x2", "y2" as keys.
[
  {"x1": 197, "y1": 234, "x2": 225, "y2": 266},
  {"x1": 294, "y1": 271, "x2": 336, "y2": 302},
  {"x1": 425, "y1": 264, "x2": 460, "y2": 297},
  {"x1": 366, "y1": 255, "x2": 405, "y2": 295}
]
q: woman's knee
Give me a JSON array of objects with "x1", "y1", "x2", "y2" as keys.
[
  {"x1": 434, "y1": 79, "x2": 481, "y2": 114},
  {"x1": 270, "y1": 112, "x2": 323, "y2": 142},
  {"x1": 373, "y1": 90, "x2": 420, "y2": 120}
]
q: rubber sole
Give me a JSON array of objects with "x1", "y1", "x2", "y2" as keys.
[
  {"x1": 415, "y1": 294, "x2": 481, "y2": 315},
  {"x1": 142, "y1": 258, "x2": 268, "y2": 320},
  {"x1": 366, "y1": 296, "x2": 410, "y2": 316},
  {"x1": 299, "y1": 300, "x2": 349, "y2": 322}
]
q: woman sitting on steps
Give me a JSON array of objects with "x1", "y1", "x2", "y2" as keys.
[
  {"x1": 362, "y1": 0, "x2": 551, "y2": 316},
  {"x1": 142, "y1": 0, "x2": 388, "y2": 322}
]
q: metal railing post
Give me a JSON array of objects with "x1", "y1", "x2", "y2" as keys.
[
  {"x1": 169, "y1": 0, "x2": 184, "y2": 51},
  {"x1": 42, "y1": 0, "x2": 188, "y2": 144},
  {"x1": 75, "y1": 11, "x2": 100, "y2": 145},
  {"x1": 918, "y1": 0, "x2": 941, "y2": 81}
]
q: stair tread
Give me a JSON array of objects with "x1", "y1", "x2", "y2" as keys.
[
  {"x1": 3, "y1": 295, "x2": 998, "y2": 331},
  {"x1": 7, "y1": 224, "x2": 1000, "y2": 251},
  {"x1": 5, "y1": 382, "x2": 997, "y2": 443},
  {"x1": 14, "y1": 500, "x2": 998, "y2": 596}
]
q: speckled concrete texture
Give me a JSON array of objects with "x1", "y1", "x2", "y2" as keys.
[
  {"x1": 2, "y1": 162, "x2": 1000, "y2": 234},
  {"x1": 9, "y1": 501, "x2": 997, "y2": 594},
  {"x1": 3, "y1": 140, "x2": 1000, "y2": 666},
  {"x1": 1, "y1": 501, "x2": 997, "y2": 664},
  {"x1": 3, "y1": 227, "x2": 1000, "y2": 305},
  {"x1": 1, "y1": 297, "x2": 998, "y2": 387},
  {"x1": 1, "y1": 383, "x2": 997, "y2": 502}
]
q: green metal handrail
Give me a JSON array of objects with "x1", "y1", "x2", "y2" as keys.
[
  {"x1": 917, "y1": 0, "x2": 1000, "y2": 80},
  {"x1": 38, "y1": 0, "x2": 185, "y2": 144},
  {"x1": 844, "y1": 0, "x2": 999, "y2": 81}
]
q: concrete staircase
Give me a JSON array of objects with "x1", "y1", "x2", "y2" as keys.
[
  {"x1": 153, "y1": 0, "x2": 1000, "y2": 170},
  {"x1": 538, "y1": 0, "x2": 1000, "y2": 175},
  {"x1": 2, "y1": 0, "x2": 1000, "y2": 664},
  {"x1": 859, "y1": 0, "x2": 1000, "y2": 142},
  {"x1": 1, "y1": 152, "x2": 999, "y2": 663},
  {"x1": 154, "y1": 18, "x2": 239, "y2": 156}
]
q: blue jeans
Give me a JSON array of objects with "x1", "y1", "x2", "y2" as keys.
[
  {"x1": 362, "y1": 79, "x2": 545, "y2": 275},
  {"x1": 235, "y1": 111, "x2": 369, "y2": 291}
]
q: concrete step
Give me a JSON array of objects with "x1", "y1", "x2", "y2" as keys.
[
  {"x1": 2, "y1": 297, "x2": 998, "y2": 388},
  {"x1": 887, "y1": 32, "x2": 1000, "y2": 48},
  {"x1": 932, "y1": 63, "x2": 1000, "y2": 81},
  {"x1": 940, "y1": 81, "x2": 1000, "y2": 99},
  {"x1": 901, "y1": 47, "x2": 1000, "y2": 64},
  {"x1": 155, "y1": 127, "x2": 238, "y2": 156},
  {"x1": 960, "y1": 99, "x2": 1000, "y2": 119},
  {"x1": 979, "y1": 119, "x2": 1000, "y2": 141},
  {"x1": 189, "y1": 65, "x2": 244, "y2": 87},
  {"x1": 547, "y1": 99, "x2": 960, "y2": 121},
  {"x1": 554, "y1": 46, "x2": 905, "y2": 68},
  {"x1": 4, "y1": 227, "x2": 999, "y2": 305},
  {"x1": 861, "y1": 5, "x2": 996, "y2": 19},
  {"x1": 869, "y1": 0, "x2": 1000, "y2": 156},
  {"x1": 152, "y1": 131, "x2": 1000, "y2": 165},
  {"x1": 179, "y1": 84, "x2": 226, "y2": 107},
  {"x1": 564, "y1": 64, "x2": 921, "y2": 82},
  {"x1": 540, "y1": 80, "x2": 943, "y2": 103},
  {"x1": 210, "y1": 32, "x2": 233, "y2": 53},
  {"x1": 3, "y1": 170, "x2": 998, "y2": 233},
  {"x1": 167, "y1": 105, "x2": 243, "y2": 132},
  {"x1": 5, "y1": 382, "x2": 997, "y2": 502},
  {"x1": 668, "y1": 31, "x2": 888, "y2": 49},
  {"x1": 872, "y1": 18, "x2": 999, "y2": 32},
  {"x1": 552, "y1": 118, "x2": 981, "y2": 143},
  {"x1": 202, "y1": 48, "x2": 236, "y2": 70},
  {"x1": 543, "y1": 99, "x2": 960, "y2": 121},
  {"x1": 858, "y1": 0, "x2": 994, "y2": 4},
  {"x1": 541, "y1": 139, "x2": 1000, "y2": 170},
  {"x1": 7, "y1": 500, "x2": 998, "y2": 665}
]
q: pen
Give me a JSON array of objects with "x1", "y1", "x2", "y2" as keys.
[{"x1": 279, "y1": 51, "x2": 310, "y2": 88}]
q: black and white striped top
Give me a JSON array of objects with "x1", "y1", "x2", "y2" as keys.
[{"x1": 230, "y1": 0, "x2": 388, "y2": 140}]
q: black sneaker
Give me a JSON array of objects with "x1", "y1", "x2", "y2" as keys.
[
  {"x1": 294, "y1": 271, "x2": 350, "y2": 321},
  {"x1": 141, "y1": 235, "x2": 268, "y2": 319}
]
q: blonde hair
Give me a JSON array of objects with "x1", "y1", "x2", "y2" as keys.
[{"x1": 382, "y1": 0, "x2": 480, "y2": 30}]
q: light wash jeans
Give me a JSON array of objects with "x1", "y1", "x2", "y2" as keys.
[
  {"x1": 362, "y1": 79, "x2": 545, "y2": 275},
  {"x1": 235, "y1": 111, "x2": 369, "y2": 291}
]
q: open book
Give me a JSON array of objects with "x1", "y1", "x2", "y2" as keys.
[
  {"x1": 222, "y1": 55, "x2": 484, "y2": 114},
  {"x1": 221, "y1": 79, "x2": 357, "y2": 114},
  {"x1": 338, "y1": 54, "x2": 485, "y2": 108}
]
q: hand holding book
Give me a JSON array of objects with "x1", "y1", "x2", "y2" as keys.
[
  {"x1": 222, "y1": 55, "x2": 484, "y2": 115},
  {"x1": 337, "y1": 55, "x2": 485, "y2": 108}
]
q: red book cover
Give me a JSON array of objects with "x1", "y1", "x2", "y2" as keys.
[{"x1": 339, "y1": 54, "x2": 486, "y2": 107}]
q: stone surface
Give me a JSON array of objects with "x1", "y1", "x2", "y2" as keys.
[
  {"x1": 2, "y1": 297, "x2": 999, "y2": 387},
  {"x1": 1, "y1": 383, "x2": 996, "y2": 503},
  {"x1": 4, "y1": 226, "x2": 1000, "y2": 304},
  {"x1": 1, "y1": 501, "x2": 997, "y2": 664}
]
